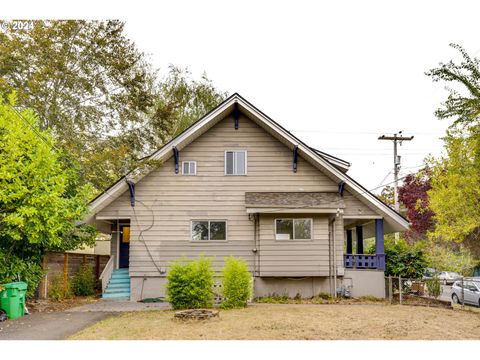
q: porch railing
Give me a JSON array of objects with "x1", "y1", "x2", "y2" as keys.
[
  {"x1": 99, "y1": 255, "x2": 115, "y2": 293},
  {"x1": 344, "y1": 254, "x2": 384, "y2": 270}
]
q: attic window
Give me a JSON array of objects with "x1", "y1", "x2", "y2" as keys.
[
  {"x1": 225, "y1": 150, "x2": 247, "y2": 175},
  {"x1": 182, "y1": 161, "x2": 197, "y2": 175}
]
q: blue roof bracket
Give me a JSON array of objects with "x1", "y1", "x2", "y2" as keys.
[
  {"x1": 338, "y1": 180, "x2": 346, "y2": 197},
  {"x1": 293, "y1": 145, "x2": 298, "y2": 173},
  {"x1": 233, "y1": 103, "x2": 239, "y2": 130},
  {"x1": 126, "y1": 180, "x2": 135, "y2": 207},
  {"x1": 172, "y1": 146, "x2": 179, "y2": 174}
]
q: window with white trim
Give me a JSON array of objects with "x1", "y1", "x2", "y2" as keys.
[
  {"x1": 182, "y1": 161, "x2": 197, "y2": 175},
  {"x1": 275, "y1": 218, "x2": 312, "y2": 240},
  {"x1": 191, "y1": 220, "x2": 227, "y2": 241},
  {"x1": 225, "y1": 150, "x2": 247, "y2": 175}
]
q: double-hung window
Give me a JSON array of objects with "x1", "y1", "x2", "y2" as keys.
[
  {"x1": 191, "y1": 220, "x2": 227, "y2": 241},
  {"x1": 182, "y1": 161, "x2": 197, "y2": 175},
  {"x1": 275, "y1": 218, "x2": 312, "y2": 240},
  {"x1": 225, "y1": 150, "x2": 247, "y2": 175}
]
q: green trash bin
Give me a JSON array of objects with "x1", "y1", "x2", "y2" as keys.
[{"x1": 0, "y1": 282, "x2": 28, "y2": 320}]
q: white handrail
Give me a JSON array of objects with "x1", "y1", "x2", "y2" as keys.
[{"x1": 100, "y1": 255, "x2": 115, "y2": 293}]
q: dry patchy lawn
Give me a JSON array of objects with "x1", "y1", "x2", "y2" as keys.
[{"x1": 70, "y1": 304, "x2": 480, "y2": 340}]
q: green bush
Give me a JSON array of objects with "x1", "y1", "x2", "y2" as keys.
[
  {"x1": 220, "y1": 256, "x2": 252, "y2": 309},
  {"x1": 48, "y1": 274, "x2": 72, "y2": 301},
  {"x1": 0, "y1": 251, "x2": 44, "y2": 298},
  {"x1": 384, "y1": 237, "x2": 427, "y2": 278},
  {"x1": 426, "y1": 277, "x2": 441, "y2": 299},
  {"x1": 166, "y1": 256, "x2": 214, "y2": 310},
  {"x1": 316, "y1": 292, "x2": 333, "y2": 300},
  {"x1": 254, "y1": 293, "x2": 290, "y2": 304},
  {"x1": 71, "y1": 265, "x2": 96, "y2": 296}
]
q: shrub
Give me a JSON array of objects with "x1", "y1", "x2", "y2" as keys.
[
  {"x1": 48, "y1": 274, "x2": 72, "y2": 301},
  {"x1": 220, "y1": 256, "x2": 252, "y2": 309},
  {"x1": 71, "y1": 265, "x2": 96, "y2": 296},
  {"x1": 166, "y1": 256, "x2": 214, "y2": 310},
  {"x1": 426, "y1": 277, "x2": 441, "y2": 299},
  {"x1": 0, "y1": 251, "x2": 44, "y2": 298},
  {"x1": 254, "y1": 293, "x2": 290, "y2": 304},
  {"x1": 384, "y1": 237, "x2": 427, "y2": 278},
  {"x1": 317, "y1": 292, "x2": 332, "y2": 300}
]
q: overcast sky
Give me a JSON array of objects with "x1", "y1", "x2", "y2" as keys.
[{"x1": 9, "y1": 0, "x2": 480, "y2": 192}]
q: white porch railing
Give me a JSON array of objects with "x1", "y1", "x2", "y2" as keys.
[{"x1": 99, "y1": 255, "x2": 115, "y2": 293}]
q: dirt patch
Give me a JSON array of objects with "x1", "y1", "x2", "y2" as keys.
[
  {"x1": 26, "y1": 297, "x2": 98, "y2": 313},
  {"x1": 392, "y1": 295, "x2": 452, "y2": 309},
  {"x1": 70, "y1": 303, "x2": 480, "y2": 340}
]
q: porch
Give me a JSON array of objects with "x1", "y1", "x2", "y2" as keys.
[
  {"x1": 343, "y1": 218, "x2": 385, "y2": 271},
  {"x1": 94, "y1": 218, "x2": 132, "y2": 300}
]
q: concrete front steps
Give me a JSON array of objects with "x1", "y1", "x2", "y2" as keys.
[{"x1": 102, "y1": 268, "x2": 130, "y2": 300}]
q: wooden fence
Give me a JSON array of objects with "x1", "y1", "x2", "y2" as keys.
[{"x1": 38, "y1": 252, "x2": 110, "y2": 299}]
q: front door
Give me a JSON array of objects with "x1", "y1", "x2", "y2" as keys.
[{"x1": 119, "y1": 225, "x2": 130, "y2": 268}]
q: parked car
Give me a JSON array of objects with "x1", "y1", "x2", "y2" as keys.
[
  {"x1": 451, "y1": 280, "x2": 480, "y2": 307},
  {"x1": 422, "y1": 268, "x2": 437, "y2": 280},
  {"x1": 437, "y1": 271, "x2": 462, "y2": 285}
]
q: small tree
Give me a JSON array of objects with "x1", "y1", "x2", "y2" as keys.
[
  {"x1": 166, "y1": 257, "x2": 214, "y2": 310},
  {"x1": 220, "y1": 256, "x2": 252, "y2": 309},
  {"x1": 426, "y1": 277, "x2": 441, "y2": 299}
]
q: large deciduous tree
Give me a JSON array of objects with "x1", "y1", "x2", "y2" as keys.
[
  {"x1": 426, "y1": 44, "x2": 480, "y2": 251},
  {"x1": 398, "y1": 168, "x2": 435, "y2": 243},
  {"x1": 0, "y1": 20, "x2": 226, "y2": 193},
  {"x1": 0, "y1": 93, "x2": 96, "y2": 294}
]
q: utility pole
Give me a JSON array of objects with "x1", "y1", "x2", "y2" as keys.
[{"x1": 378, "y1": 132, "x2": 414, "y2": 239}]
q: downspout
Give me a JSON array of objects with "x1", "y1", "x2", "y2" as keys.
[
  {"x1": 328, "y1": 220, "x2": 332, "y2": 296},
  {"x1": 328, "y1": 216, "x2": 337, "y2": 298},
  {"x1": 332, "y1": 216, "x2": 337, "y2": 298}
]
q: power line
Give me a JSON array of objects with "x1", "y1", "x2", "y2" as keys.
[
  {"x1": 378, "y1": 132, "x2": 414, "y2": 213},
  {"x1": 8, "y1": 104, "x2": 81, "y2": 172}
]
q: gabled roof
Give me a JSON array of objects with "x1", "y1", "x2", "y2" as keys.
[{"x1": 87, "y1": 93, "x2": 409, "y2": 232}]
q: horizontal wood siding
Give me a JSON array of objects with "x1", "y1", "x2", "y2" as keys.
[
  {"x1": 258, "y1": 213, "x2": 344, "y2": 276},
  {"x1": 97, "y1": 114, "x2": 371, "y2": 277}
]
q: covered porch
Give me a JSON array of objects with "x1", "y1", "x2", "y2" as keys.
[
  {"x1": 91, "y1": 217, "x2": 132, "y2": 300},
  {"x1": 343, "y1": 217, "x2": 385, "y2": 271}
]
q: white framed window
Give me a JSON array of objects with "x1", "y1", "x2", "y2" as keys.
[
  {"x1": 182, "y1": 161, "x2": 197, "y2": 175},
  {"x1": 191, "y1": 220, "x2": 227, "y2": 241},
  {"x1": 225, "y1": 150, "x2": 247, "y2": 175},
  {"x1": 275, "y1": 218, "x2": 312, "y2": 240}
]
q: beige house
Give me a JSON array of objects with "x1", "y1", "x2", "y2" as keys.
[{"x1": 86, "y1": 93, "x2": 409, "y2": 301}]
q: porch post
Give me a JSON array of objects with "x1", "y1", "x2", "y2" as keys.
[
  {"x1": 346, "y1": 229, "x2": 353, "y2": 254},
  {"x1": 355, "y1": 225, "x2": 364, "y2": 254},
  {"x1": 375, "y1": 219, "x2": 385, "y2": 271}
]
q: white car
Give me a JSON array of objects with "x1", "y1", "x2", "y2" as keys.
[
  {"x1": 451, "y1": 280, "x2": 480, "y2": 307},
  {"x1": 437, "y1": 271, "x2": 462, "y2": 285}
]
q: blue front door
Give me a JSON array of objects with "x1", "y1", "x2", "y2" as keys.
[{"x1": 119, "y1": 225, "x2": 130, "y2": 268}]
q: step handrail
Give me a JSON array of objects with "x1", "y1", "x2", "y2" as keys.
[{"x1": 100, "y1": 255, "x2": 115, "y2": 293}]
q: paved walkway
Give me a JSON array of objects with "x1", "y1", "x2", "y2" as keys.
[
  {"x1": 0, "y1": 300, "x2": 170, "y2": 340},
  {"x1": 68, "y1": 300, "x2": 171, "y2": 312},
  {"x1": 0, "y1": 311, "x2": 115, "y2": 340}
]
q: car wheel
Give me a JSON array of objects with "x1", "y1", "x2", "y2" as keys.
[{"x1": 452, "y1": 293, "x2": 460, "y2": 304}]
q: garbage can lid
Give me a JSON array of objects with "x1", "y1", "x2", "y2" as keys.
[{"x1": 2, "y1": 282, "x2": 28, "y2": 290}]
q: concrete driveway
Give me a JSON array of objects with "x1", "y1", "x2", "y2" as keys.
[
  {"x1": 0, "y1": 311, "x2": 116, "y2": 340},
  {"x1": 0, "y1": 300, "x2": 170, "y2": 340}
]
